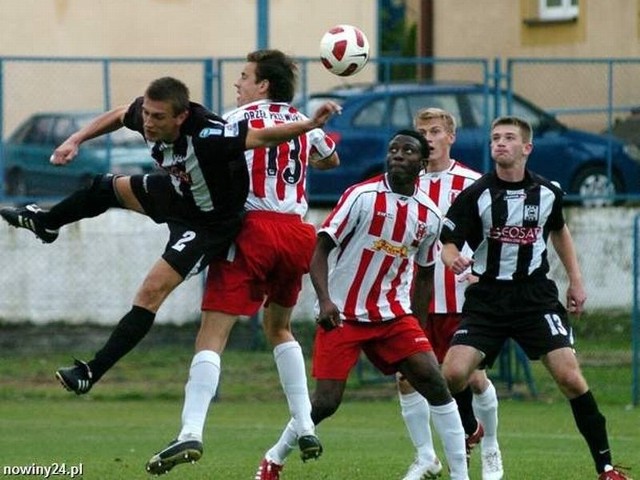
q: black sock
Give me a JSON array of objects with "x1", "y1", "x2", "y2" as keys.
[
  {"x1": 88, "y1": 306, "x2": 155, "y2": 382},
  {"x1": 44, "y1": 174, "x2": 122, "y2": 229},
  {"x1": 570, "y1": 391, "x2": 611, "y2": 473},
  {"x1": 453, "y1": 386, "x2": 478, "y2": 436}
]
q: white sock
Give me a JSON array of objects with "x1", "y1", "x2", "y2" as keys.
[
  {"x1": 274, "y1": 341, "x2": 314, "y2": 436},
  {"x1": 178, "y1": 350, "x2": 221, "y2": 441},
  {"x1": 430, "y1": 400, "x2": 469, "y2": 480},
  {"x1": 399, "y1": 391, "x2": 437, "y2": 463},
  {"x1": 265, "y1": 418, "x2": 298, "y2": 465},
  {"x1": 472, "y1": 381, "x2": 500, "y2": 451}
]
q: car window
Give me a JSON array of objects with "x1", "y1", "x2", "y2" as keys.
[
  {"x1": 467, "y1": 92, "x2": 547, "y2": 130},
  {"x1": 52, "y1": 118, "x2": 76, "y2": 145},
  {"x1": 353, "y1": 98, "x2": 386, "y2": 127},
  {"x1": 22, "y1": 117, "x2": 55, "y2": 144},
  {"x1": 76, "y1": 117, "x2": 146, "y2": 148},
  {"x1": 352, "y1": 92, "x2": 465, "y2": 129},
  {"x1": 110, "y1": 127, "x2": 146, "y2": 147},
  {"x1": 301, "y1": 96, "x2": 346, "y2": 117},
  {"x1": 402, "y1": 94, "x2": 462, "y2": 127},
  {"x1": 390, "y1": 96, "x2": 411, "y2": 128}
]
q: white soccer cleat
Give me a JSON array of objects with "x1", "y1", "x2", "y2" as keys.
[
  {"x1": 402, "y1": 456, "x2": 443, "y2": 480},
  {"x1": 481, "y1": 448, "x2": 504, "y2": 480}
]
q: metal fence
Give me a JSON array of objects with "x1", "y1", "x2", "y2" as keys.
[
  {"x1": 2, "y1": 56, "x2": 640, "y2": 203},
  {"x1": 0, "y1": 55, "x2": 638, "y2": 317}
]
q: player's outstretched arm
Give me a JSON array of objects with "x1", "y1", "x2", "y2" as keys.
[
  {"x1": 50, "y1": 105, "x2": 129, "y2": 166},
  {"x1": 244, "y1": 101, "x2": 342, "y2": 150}
]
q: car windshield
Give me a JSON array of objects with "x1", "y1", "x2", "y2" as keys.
[
  {"x1": 79, "y1": 117, "x2": 146, "y2": 148},
  {"x1": 466, "y1": 92, "x2": 552, "y2": 130},
  {"x1": 298, "y1": 96, "x2": 347, "y2": 117}
]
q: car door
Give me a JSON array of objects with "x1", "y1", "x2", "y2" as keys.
[{"x1": 5, "y1": 115, "x2": 57, "y2": 194}]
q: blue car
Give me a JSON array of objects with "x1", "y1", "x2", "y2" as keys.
[
  {"x1": 299, "y1": 83, "x2": 640, "y2": 206},
  {"x1": 2, "y1": 111, "x2": 156, "y2": 197}
]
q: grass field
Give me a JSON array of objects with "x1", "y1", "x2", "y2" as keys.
[
  {"x1": 0, "y1": 314, "x2": 638, "y2": 479},
  {"x1": 0, "y1": 397, "x2": 637, "y2": 480}
]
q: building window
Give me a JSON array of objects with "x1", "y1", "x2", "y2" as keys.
[{"x1": 538, "y1": 0, "x2": 579, "y2": 21}]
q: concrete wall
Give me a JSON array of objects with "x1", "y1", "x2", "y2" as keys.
[{"x1": 0, "y1": 207, "x2": 635, "y2": 325}]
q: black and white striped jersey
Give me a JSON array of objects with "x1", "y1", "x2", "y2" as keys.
[
  {"x1": 440, "y1": 170, "x2": 565, "y2": 281},
  {"x1": 124, "y1": 97, "x2": 249, "y2": 223}
]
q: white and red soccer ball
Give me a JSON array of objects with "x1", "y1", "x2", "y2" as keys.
[{"x1": 319, "y1": 24, "x2": 370, "y2": 77}]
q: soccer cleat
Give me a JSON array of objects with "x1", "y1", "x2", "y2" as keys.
[
  {"x1": 401, "y1": 457, "x2": 443, "y2": 480},
  {"x1": 598, "y1": 465, "x2": 633, "y2": 480},
  {"x1": 146, "y1": 436, "x2": 203, "y2": 475},
  {"x1": 55, "y1": 359, "x2": 93, "y2": 395},
  {"x1": 481, "y1": 449, "x2": 504, "y2": 480},
  {"x1": 0, "y1": 204, "x2": 59, "y2": 243},
  {"x1": 254, "y1": 458, "x2": 284, "y2": 480},
  {"x1": 298, "y1": 434, "x2": 323, "y2": 462},
  {"x1": 465, "y1": 421, "x2": 484, "y2": 463}
]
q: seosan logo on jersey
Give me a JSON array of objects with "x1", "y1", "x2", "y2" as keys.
[{"x1": 489, "y1": 225, "x2": 542, "y2": 245}]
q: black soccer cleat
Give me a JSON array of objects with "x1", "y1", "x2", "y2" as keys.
[
  {"x1": 0, "y1": 204, "x2": 59, "y2": 243},
  {"x1": 298, "y1": 434, "x2": 323, "y2": 462},
  {"x1": 55, "y1": 359, "x2": 94, "y2": 395},
  {"x1": 146, "y1": 437, "x2": 203, "y2": 475}
]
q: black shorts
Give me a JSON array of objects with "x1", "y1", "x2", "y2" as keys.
[
  {"x1": 129, "y1": 174, "x2": 243, "y2": 279},
  {"x1": 451, "y1": 279, "x2": 573, "y2": 368}
]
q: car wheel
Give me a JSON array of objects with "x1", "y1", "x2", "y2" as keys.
[
  {"x1": 570, "y1": 165, "x2": 623, "y2": 207},
  {"x1": 5, "y1": 169, "x2": 28, "y2": 196}
]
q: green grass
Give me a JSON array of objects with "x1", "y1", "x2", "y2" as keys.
[
  {"x1": 0, "y1": 398, "x2": 637, "y2": 479},
  {"x1": 0, "y1": 314, "x2": 638, "y2": 479}
]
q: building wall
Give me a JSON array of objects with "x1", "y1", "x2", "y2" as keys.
[
  {"x1": 0, "y1": 0, "x2": 379, "y2": 133},
  {"x1": 0, "y1": 0, "x2": 377, "y2": 58},
  {"x1": 432, "y1": 0, "x2": 639, "y2": 58}
]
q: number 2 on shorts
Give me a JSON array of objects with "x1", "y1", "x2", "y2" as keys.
[{"x1": 171, "y1": 231, "x2": 196, "y2": 252}]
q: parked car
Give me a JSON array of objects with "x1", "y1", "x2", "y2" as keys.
[
  {"x1": 607, "y1": 107, "x2": 640, "y2": 148},
  {"x1": 297, "y1": 83, "x2": 640, "y2": 207},
  {"x1": 2, "y1": 111, "x2": 156, "y2": 197}
]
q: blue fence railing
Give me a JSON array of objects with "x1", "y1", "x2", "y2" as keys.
[{"x1": 2, "y1": 56, "x2": 640, "y2": 206}]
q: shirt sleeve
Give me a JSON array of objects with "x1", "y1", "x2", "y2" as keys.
[
  {"x1": 193, "y1": 119, "x2": 250, "y2": 163},
  {"x1": 415, "y1": 216, "x2": 442, "y2": 268},
  {"x1": 440, "y1": 187, "x2": 476, "y2": 250},
  {"x1": 546, "y1": 184, "x2": 566, "y2": 231},
  {"x1": 319, "y1": 188, "x2": 362, "y2": 246},
  {"x1": 122, "y1": 97, "x2": 144, "y2": 134}
]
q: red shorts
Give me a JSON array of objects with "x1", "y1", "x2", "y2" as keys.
[
  {"x1": 424, "y1": 313, "x2": 461, "y2": 363},
  {"x1": 312, "y1": 315, "x2": 432, "y2": 380},
  {"x1": 201, "y1": 211, "x2": 316, "y2": 315}
]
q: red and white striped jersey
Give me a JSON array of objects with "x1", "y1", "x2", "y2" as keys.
[
  {"x1": 418, "y1": 160, "x2": 481, "y2": 313},
  {"x1": 319, "y1": 174, "x2": 443, "y2": 323},
  {"x1": 224, "y1": 100, "x2": 323, "y2": 216}
]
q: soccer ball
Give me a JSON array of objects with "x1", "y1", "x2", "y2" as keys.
[{"x1": 319, "y1": 24, "x2": 370, "y2": 77}]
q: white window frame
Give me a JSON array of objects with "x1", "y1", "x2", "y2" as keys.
[{"x1": 538, "y1": 0, "x2": 579, "y2": 21}]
